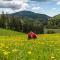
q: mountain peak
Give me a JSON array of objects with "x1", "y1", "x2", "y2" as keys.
[{"x1": 12, "y1": 10, "x2": 50, "y2": 20}]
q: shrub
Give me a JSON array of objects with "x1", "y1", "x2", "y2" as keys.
[{"x1": 47, "y1": 30, "x2": 55, "y2": 34}]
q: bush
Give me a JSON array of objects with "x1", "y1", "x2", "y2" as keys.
[{"x1": 47, "y1": 30, "x2": 55, "y2": 34}]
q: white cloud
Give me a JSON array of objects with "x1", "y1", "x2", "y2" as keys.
[
  {"x1": 44, "y1": 8, "x2": 60, "y2": 17},
  {"x1": 0, "y1": 0, "x2": 60, "y2": 16},
  {"x1": 32, "y1": 7, "x2": 41, "y2": 10},
  {"x1": 0, "y1": 0, "x2": 29, "y2": 1},
  {"x1": 52, "y1": 8, "x2": 56, "y2": 10},
  {"x1": 0, "y1": 0, "x2": 29, "y2": 13},
  {"x1": 31, "y1": 6, "x2": 45, "y2": 13},
  {"x1": 0, "y1": 8, "x2": 14, "y2": 14},
  {"x1": 0, "y1": 1, "x2": 29, "y2": 9},
  {"x1": 56, "y1": 1, "x2": 60, "y2": 5}
]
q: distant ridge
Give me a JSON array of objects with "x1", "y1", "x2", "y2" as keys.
[{"x1": 11, "y1": 11, "x2": 50, "y2": 21}]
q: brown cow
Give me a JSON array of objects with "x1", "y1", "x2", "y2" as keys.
[{"x1": 28, "y1": 31, "x2": 37, "y2": 40}]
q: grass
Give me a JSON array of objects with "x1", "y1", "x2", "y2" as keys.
[
  {"x1": 0, "y1": 28, "x2": 60, "y2": 60},
  {"x1": 0, "y1": 28, "x2": 25, "y2": 36}
]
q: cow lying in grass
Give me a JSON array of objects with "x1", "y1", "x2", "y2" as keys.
[{"x1": 28, "y1": 32, "x2": 37, "y2": 40}]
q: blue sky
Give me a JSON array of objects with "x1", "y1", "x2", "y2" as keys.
[{"x1": 0, "y1": 0, "x2": 60, "y2": 16}]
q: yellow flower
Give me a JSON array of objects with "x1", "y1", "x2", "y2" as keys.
[
  {"x1": 40, "y1": 42, "x2": 45, "y2": 44},
  {"x1": 6, "y1": 46, "x2": 9, "y2": 49},
  {"x1": 28, "y1": 51, "x2": 32, "y2": 54},
  {"x1": 51, "y1": 56, "x2": 55, "y2": 59},
  {"x1": 3, "y1": 51, "x2": 10, "y2": 56},
  {"x1": 0, "y1": 43, "x2": 5, "y2": 47},
  {"x1": 57, "y1": 49, "x2": 60, "y2": 51},
  {"x1": 2, "y1": 50, "x2": 5, "y2": 52},
  {"x1": 12, "y1": 49, "x2": 18, "y2": 52}
]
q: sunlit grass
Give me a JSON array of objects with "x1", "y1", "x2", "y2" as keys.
[{"x1": 0, "y1": 29, "x2": 60, "y2": 60}]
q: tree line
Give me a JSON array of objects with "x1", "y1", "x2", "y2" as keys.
[
  {"x1": 0, "y1": 12, "x2": 44, "y2": 34},
  {"x1": 0, "y1": 12, "x2": 60, "y2": 34},
  {"x1": 46, "y1": 16, "x2": 60, "y2": 29}
]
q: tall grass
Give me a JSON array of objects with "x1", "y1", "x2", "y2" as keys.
[{"x1": 0, "y1": 28, "x2": 60, "y2": 60}]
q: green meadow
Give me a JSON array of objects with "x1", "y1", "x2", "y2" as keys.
[{"x1": 0, "y1": 28, "x2": 60, "y2": 60}]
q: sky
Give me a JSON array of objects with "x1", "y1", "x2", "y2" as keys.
[{"x1": 0, "y1": 0, "x2": 60, "y2": 16}]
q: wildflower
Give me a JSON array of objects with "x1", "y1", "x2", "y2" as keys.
[
  {"x1": 51, "y1": 56, "x2": 55, "y2": 59},
  {"x1": 20, "y1": 43, "x2": 24, "y2": 46},
  {"x1": 50, "y1": 53, "x2": 56, "y2": 59},
  {"x1": 0, "y1": 43, "x2": 5, "y2": 47},
  {"x1": 2, "y1": 50, "x2": 5, "y2": 52},
  {"x1": 40, "y1": 42, "x2": 45, "y2": 44},
  {"x1": 3, "y1": 51, "x2": 10, "y2": 56},
  {"x1": 57, "y1": 49, "x2": 60, "y2": 51},
  {"x1": 28, "y1": 51, "x2": 32, "y2": 54},
  {"x1": 32, "y1": 45, "x2": 35, "y2": 48},
  {"x1": 15, "y1": 37, "x2": 20, "y2": 40},
  {"x1": 12, "y1": 49, "x2": 18, "y2": 52}
]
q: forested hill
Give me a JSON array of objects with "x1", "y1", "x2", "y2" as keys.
[
  {"x1": 11, "y1": 11, "x2": 50, "y2": 22},
  {"x1": 0, "y1": 11, "x2": 60, "y2": 33},
  {"x1": 53, "y1": 14, "x2": 60, "y2": 19},
  {"x1": 0, "y1": 11, "x2": 51, "y2": 33},
  {"x1": 46, "y1": 14, "x2": 60, "y2": 29}
]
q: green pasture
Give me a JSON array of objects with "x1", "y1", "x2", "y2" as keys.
[{"x1": 0, "y1": 28, "x2": 60, "y2": 60}]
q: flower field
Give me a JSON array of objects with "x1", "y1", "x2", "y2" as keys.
[{"x1": 0, "y1": 29, "x2": 60, "y2": 60}]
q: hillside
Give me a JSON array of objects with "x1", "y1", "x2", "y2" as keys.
[
  {"x1": 53, "y1": 14, "x2": 60, "y2": 19},
  {"x1": 0, "y1": 30, "x2": 60, "y2": 60},
  {"x1": 11, "y1": 11, "x2": 50, "y2": 22},
  {"x1": 0, "y1": 28, "x2": 25, "y2": 36}
]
